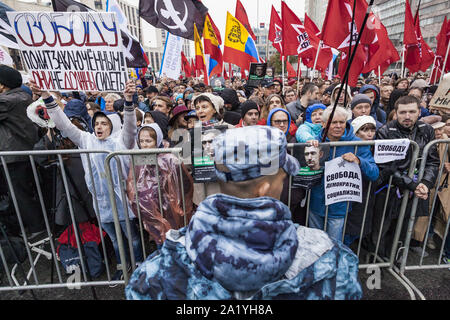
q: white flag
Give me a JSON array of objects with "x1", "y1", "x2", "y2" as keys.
[{"x1": 0, "y1": 46, "x2": 13, "y2": 65}]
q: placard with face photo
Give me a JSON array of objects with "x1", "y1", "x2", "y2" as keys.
[
  {"x1": 291, "y1": 144, "x2": 330, "y2": 189},
  {"x1": 190, "y1": 125, "x2": 228, "y2": 183},
  {"x1": 247, "y1": 63, "x2": 267, "y2": 88}
]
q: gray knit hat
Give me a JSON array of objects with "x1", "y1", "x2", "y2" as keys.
[{"x1": 351, "y1": 94, "x2": 372, "y2": 110}]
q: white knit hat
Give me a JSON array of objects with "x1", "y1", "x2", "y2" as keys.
[
  {"x1": 351, "y1": 115, "x2": 377, "y2": 133},
  {"x1": 193, "y1": 92, "x2": 224, "y2": 115}
]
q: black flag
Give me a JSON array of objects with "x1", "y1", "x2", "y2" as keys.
[
  {"x1": 0, "y1": 1, "x2": 18, "y2": 49},
  {"x1": 139, "y1": 0, "x2": 208, "y2": 40},
  {"x1": 51, "y1": 0, "x2": 147, "y2": 68}
]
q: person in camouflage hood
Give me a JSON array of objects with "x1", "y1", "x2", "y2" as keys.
[{"x1": 125, "y1": 126, "x2": 362, "y2": 300}]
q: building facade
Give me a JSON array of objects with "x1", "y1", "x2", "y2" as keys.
[
  {"x1": 253, "y1": 26, "x2": 277, "y2": 62},
  {"x1": 374, "y1": 0, "x2": 449, "y2": 72},
  {"x1": 304, "y1": 0, "x2": 328, "y2": 30}
]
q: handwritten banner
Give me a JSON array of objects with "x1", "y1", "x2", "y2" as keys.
[{"x1": 7, "y1": 11, "x2": 127, "y2": 92}]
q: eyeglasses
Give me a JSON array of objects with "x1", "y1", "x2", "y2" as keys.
[{"x1": 272, "y1": 120, "x2": 289, "y2": 126}]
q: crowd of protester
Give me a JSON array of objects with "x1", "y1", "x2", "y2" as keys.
[{"x1": 1, "y1": 63, "x2": 449, "y2": 287}]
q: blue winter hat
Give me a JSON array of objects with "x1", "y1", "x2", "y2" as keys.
[
  {"x1": 212, "y1": 126, "x2": 300, "y2": 182},
  {"x1": 305, "y1": 103, "x2": 326, "y2": 123},
  {"x1": 267, "y1": 108, "x2": 291, "y2": 135}
]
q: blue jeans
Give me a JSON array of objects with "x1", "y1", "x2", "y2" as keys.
[
  {"x1": 309, "y1": 212, "x2": 345, "y2": 242},
  {"x1": 102, "y1": 220, "x2": 143, "y2": 265}
]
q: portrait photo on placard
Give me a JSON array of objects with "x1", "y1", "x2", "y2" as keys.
[{"x1": 291, "y1": 143, "x2": 330, "y2": 189}]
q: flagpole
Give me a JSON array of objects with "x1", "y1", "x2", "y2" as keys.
[
  {"x1": 297, "y1": 58, "x2": 301, "y2": 94},
  {"x1": 282, "y1": 55, "x2": 285, "y2": 89},
  {"x1": 322, "y1": 0, "x2": 375, "y2": 143},
  {"x1": 343, "y1": 0, "x2": 358, "y2": 112},
  {"x1": 378, "y1": 65, "x2": 381, "y2": 86},
  {"x1": 428, "y1": 55, "x2": 437, "y2": 85},
  {"x1": 311, "y1": 40, "x2": 322, "y2": 81},
  {"x1": 440, "y1": 41, "x2": 450, "y2": 82},
  {"x1": 401, "y1": 45, "x2": 405, "y2": 78}
]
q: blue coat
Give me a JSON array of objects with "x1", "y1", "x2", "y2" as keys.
[
  {"x1": 296, "y1": 121, "x2": 322, "y2": 143},
  {"x1": 125, "y1": 194, "x2": 362, "y2": 300},
  {"x1": 309, "y1": 123, "x2": 379, "y2": 219}
]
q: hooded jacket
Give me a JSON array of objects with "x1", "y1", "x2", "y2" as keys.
[
  {"x1": 359, "y1": 85, "x2": 387, "y2": 124},
  {"x1": 126, "y1": 124, "x2": 194, "y2": 245},
  {"x1": 330, "y1": 84, "x2": 353, "y2": 110},
  {"x1": 295, "y1": 104, "x2": 325, "y2": 143},
  {"x1": 219, "y1": 88, "x2": 241, "y2": 113},
  {"x1": 44, "y1": 97, "x2": 137, "y2": 223},
  {"x1": 148, "y1": 111, "x2": 169, "y2": 140},
  {"x1": 137, "y1": 123, "x2": 163, "y2": 148},
  {"x1": 125, "y1": 194, "x2": 362, "y2": 300},
  {"x1": 309, "y1": 123, "x2": 379, "y2": 219}
]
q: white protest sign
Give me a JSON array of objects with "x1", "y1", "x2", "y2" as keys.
[
  {"x1": 7, "y1": 11, "x2": 127, "y2": 92},
  {"x1": 159, "y1": 32, "x2": 183, "y2": 80},
  {"x1": 429, "y1": 73, "x2": 450, "y2": 110},
  {"x1": 374, "y1": 139, "x2": 410, "y2": 163},
  {"x1": 324, "y1": 156, "x2": 362, "y2": 206},
  {"x1": 0, "y1": 46, "x2": 13, "y2": 65}
]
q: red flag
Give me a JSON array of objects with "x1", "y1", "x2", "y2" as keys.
[
  {"x1": 404, "y1": 1, "x2": 435, "y2": 73},
  {"x1": 281, "y1": 1, "x2": 314, "y2": 62},
  {"x1": 286, "y1": 59, "x2": 296, "y2": 78},
  {"x1": 268, "y1": 5, "x2": 283, "y2": 56},
  {"x1": 190, "y1": 58, "x2": 196, "y2": 77},
  {"x1": 362, "y1": 14, "x2": 400, "y2": 75},
  {"x1": 235, "y1": 0, "x2": 256, "y2": 40},
  {"x1": 321, "y1": 0, "x2": 377, "y2": 86},
  {"x1": 321, "y1": 0, "x2": 376, "y2": 51},
  {"x1": 303, "y1": 13, "x2": 333, "y2": 72},
  {"x1": 436, "y1": 17, "x2": 449, "y2": 73},
  {"x1": 403, "y1": 0, "x2": 418, "y2": 46},
  {"x1": 207, "y1": 13, "x2": 222, "y2": 45},
  {"x1": 241, "y1": 69, "x2": 246, "y2": 79},
  {"x1": 181, "y1": 51, "x2": 192, "y2": 77}
]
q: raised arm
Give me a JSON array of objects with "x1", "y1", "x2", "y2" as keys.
[{"x1": 121, "y1": 80, "x2": 138, "y2": 149}]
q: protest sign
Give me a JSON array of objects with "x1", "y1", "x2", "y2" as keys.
[
  {"x1": 374, "y1": 139, "x2": 410, "y2": 163},
  {"x1": 429, "y1": 73, "x2": 450, "y2": 110},
  {"x1": 0, "y1": 46, "x2": 13, "y2": 65},
  {"x1": 324, "y1": 156, "x2": 362, "y2": 206},
  {"x1": 7, "y1": 11, "x2": 127, "y2": 92},
  {"x1": 191, "y1": 125, "x2": 228, "y2": 183},
  {"x1": 247, "y1": 62, "x2": 267, "y2": 87},
  {"x1": 292, "y1": 144, "x2": 330, "y2": 189},
  {"x1": 159, "y1": 32, "x2": 183, "y2": 80}
]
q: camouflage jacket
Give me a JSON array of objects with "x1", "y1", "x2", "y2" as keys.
[{"x1": 125, "y1": 194, "x2": 363, "y2": 300}]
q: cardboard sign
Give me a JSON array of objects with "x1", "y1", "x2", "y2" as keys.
[
  {"x1": 7, "y1": 11, "x2": 127, "y2": 92},
  {"x1": 374, "y1": 139, "x2": 410, "y2": 163},
  {"x1": 324, "y1": 156, "x2": 362, "y2": 206},
  {"x1": 430, "y1": 73, "x2": 450, "y2": 109},
  {"x1": 247, "y1": 62, "x2": 267, "y2": 88},
  {"x1": 292, "y1": 144, "x2": 330, "y2": 189}
]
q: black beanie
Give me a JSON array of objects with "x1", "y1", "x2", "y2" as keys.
[
  {"x1": 0, "y1": 65, "x2": 22, "y2": 89},
  {"x1": 240, "y1": 100, "x2": 259, "y2": 118}
]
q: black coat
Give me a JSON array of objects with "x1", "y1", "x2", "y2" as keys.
[
  {"x1": 376, "y1": 120, "x2": 439, "y2": 190},
  {"x1": 0, "y1": 88, "x2": 39, "y2": 163}
]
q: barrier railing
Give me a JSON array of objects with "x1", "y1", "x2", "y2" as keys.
[
  {"x1": 1, "y1": 139, "x2": 437, "y2": 300},
  {"x1": 287, "y1": 140, "x2": 421, "y2": 299},
  {"x1": 396, "y1": 139, "x2": 450, "y2": 300},
  {"x1": 0, "y1": 149, "x2": 115, "y2": 298}
]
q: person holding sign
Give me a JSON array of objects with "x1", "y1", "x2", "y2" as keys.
[
  {"x1": 30, "y1": 79, "x2": 144, "y2": 280},
  {"x1": 308, "y1": 106, "x2": 379, "y2": 242},
  {"x1": 368, "y1": 95, "x2": 440, "y2": 258},
  {"x1": 126, "y1": 126, "x2": 362, "y2": 300}
]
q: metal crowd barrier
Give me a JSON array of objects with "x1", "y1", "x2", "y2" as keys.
[
  {"x1": 396, "y1": 139, "x2": 450, "y2": 300},
  {"x1": 0, "y1": 149, "x2": 114, "y2": 298},
  {"x1": 287, "y1": 140, "x2": 421, "y2": 300},
  {"x1": 1, "y1": 139, "x2": 437, "y2": 300}
]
